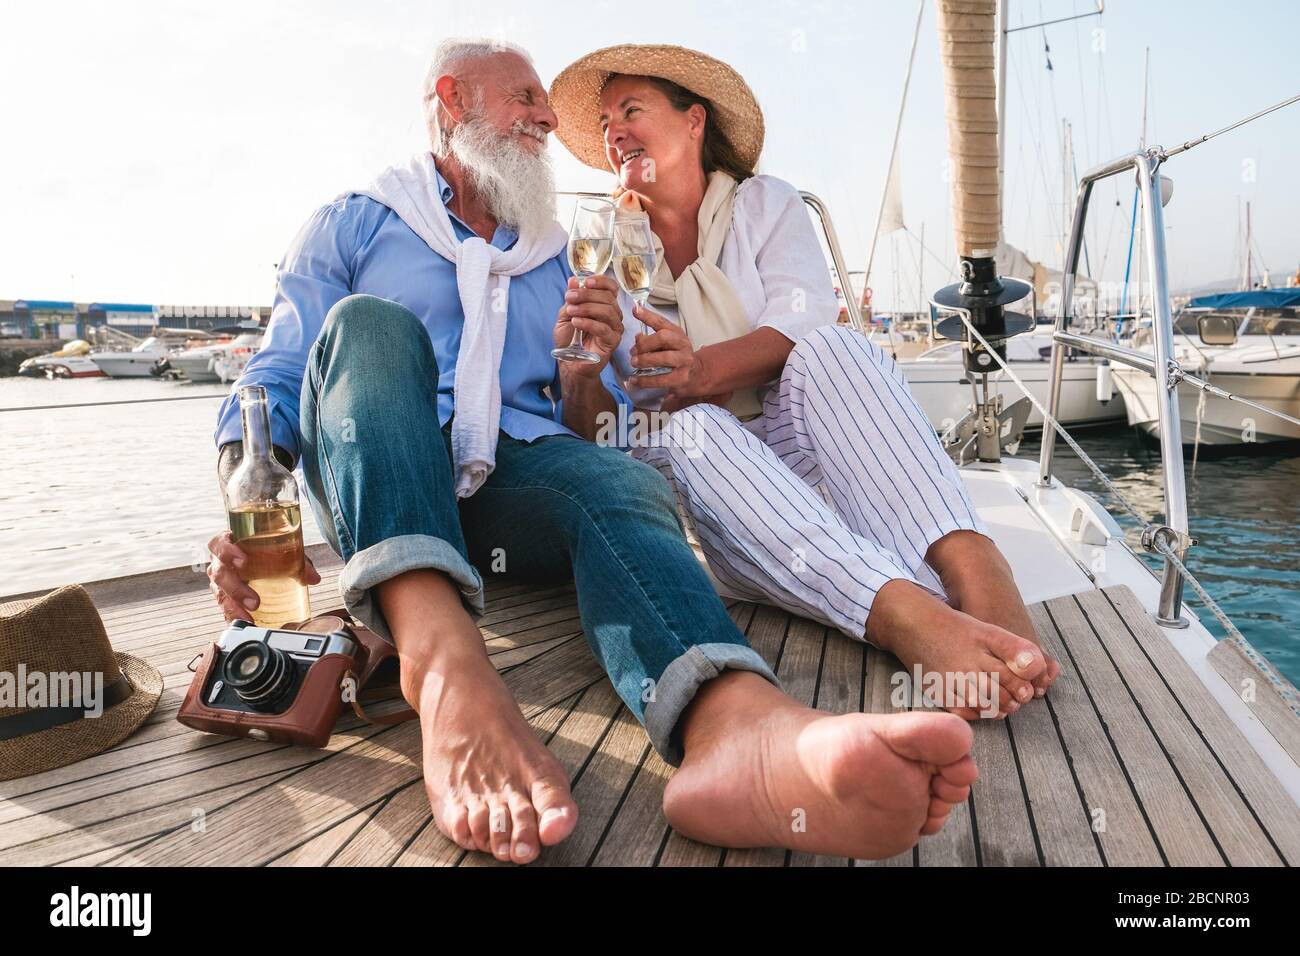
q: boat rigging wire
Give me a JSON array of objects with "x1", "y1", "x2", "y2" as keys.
[{"x1": 1159, "y1": 92, "x2": 1300, "y2": 161}]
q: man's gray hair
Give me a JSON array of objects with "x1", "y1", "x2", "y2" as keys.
[{"x1": 423, "y1": 38, "x2": 534, "y2": 158}]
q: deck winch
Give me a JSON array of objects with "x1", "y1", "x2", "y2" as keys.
[{"x1": 930, "y1": 254, "x2": 1034, "y2": 463}]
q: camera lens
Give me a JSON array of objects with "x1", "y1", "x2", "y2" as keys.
[{"x1": 223, "y1": 642, "x2": 294, "y2": 710}]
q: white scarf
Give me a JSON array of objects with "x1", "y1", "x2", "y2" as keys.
[
  {"x1": 617, "y1": 171, "x2": 760, "y2": 419},
  {"x1": 347, "y1": 151, "x2": 566, "y2": 497}
]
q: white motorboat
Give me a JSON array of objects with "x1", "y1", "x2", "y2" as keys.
[
  {"x1": 89, "y1": 329, "x2": 214, "y2": 378},
  {"x1": 16, "y1": 339, "x2": 105, "y2": 379},
  {"x1": 168, "y1": 332, "x2": 263, "y2": 383},
  {"x1": 1111, "y1": 290, "x2": 1300, "y2": 445},
  {"x1": 900, "y1": 324, "x2": 1126, "y2": 433},
  {"x1": 212, "y1": 332, "x2": 263, "y2": 383},
  {"x1": 88, "y1": 335, "x2": 173, "y2": 378}
]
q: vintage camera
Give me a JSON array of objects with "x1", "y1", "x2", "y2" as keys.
[
  {"x1": 178, "y1": 616, "x2": 361, "y2": 748},
  {"x1": 208, "y1": 620, "x2": 357, "y2": 715}
]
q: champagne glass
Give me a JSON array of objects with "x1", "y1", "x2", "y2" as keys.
[
  {"x1": 553, "y1": 196, "x2": 615, "y2": 364},
  {"x1": 612, "y1": 213, "x2": 672, "y2": 377}
]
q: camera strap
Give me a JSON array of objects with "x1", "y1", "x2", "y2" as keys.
[{"x1": 342, "y1": 668, "x2": 418, "y2": 727}]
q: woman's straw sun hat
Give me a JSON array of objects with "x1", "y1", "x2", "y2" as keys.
[
  {"x1": 0, "y1": 584, "x2": 162, "y2": 781},
  {"x1": 550, "y1": 44, "x2": 765, "y2": 172}
]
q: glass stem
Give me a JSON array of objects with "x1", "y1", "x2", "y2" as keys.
[{"x1": 567, "y1": 275, "x2": 589, "y2": 349}]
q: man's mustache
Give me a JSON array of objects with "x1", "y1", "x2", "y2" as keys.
[{"x1": 510, "y1": 120, "x2": 548, "y2": 144}]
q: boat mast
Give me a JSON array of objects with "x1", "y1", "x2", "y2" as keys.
[
  {"x1": 1062, "y1": 119, "x2": 1073, "y2": 277},
  {"x1": 1244, "y1": 201, "x2": 1253, "y2": 290},
  {"x1": 917, "y1": 221, "x2": 926, "y2": 315},
  {"x1": 1138, "y1": 46, "x2": 1149, "y2": 316},
  {"x1": 996, "y1": 0, "x2": 1009, "y2": 240},
  {"x1": 862, "y1": 0, "x2": 925, "y2": 311}
]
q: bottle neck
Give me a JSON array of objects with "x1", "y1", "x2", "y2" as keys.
[{"x1": 239, "y1": 388, "x2": 274, "y2": 461}]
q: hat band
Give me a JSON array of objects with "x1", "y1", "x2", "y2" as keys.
[{"x1": 0, "y1": 672, "x2": 133, "y2": 742}]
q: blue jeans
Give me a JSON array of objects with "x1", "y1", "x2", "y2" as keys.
[{"x1": 298, "y1": 294, "x2": 778, "y2": 763}]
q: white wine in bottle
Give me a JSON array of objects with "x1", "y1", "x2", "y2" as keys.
[{"x1": 224, "y1": 386, "x2": 311, "y2": 627}]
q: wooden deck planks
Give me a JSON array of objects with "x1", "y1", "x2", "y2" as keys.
[
  {"x1": 1080, "y1": 588, "x2": 1290, "y2": 865},
  {"x1": 1028, "y1": 602, "x2": 1170, "y2": 866},
  {"x1": 2, "y1": 559, "x2": 1296, "y2": 868}
]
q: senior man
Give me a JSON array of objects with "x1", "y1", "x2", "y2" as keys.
[{"x1": 205, "y1": 38, "x2": 976, "y2": 865}]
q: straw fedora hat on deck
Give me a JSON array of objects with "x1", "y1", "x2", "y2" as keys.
[
  {"x1": 549, "y1": 44, "x2": 765, "y2": 172},
  {"x1": 0, "y1": 584, "x2": 162, "y2": 781}
]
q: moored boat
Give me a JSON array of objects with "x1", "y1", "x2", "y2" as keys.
[
  {"x1": 1112, "y1": 289, "x2": 1300, "y2": 446},
  {"x1": 16, "y1": 339, "x2": 105, "y2": 379}
]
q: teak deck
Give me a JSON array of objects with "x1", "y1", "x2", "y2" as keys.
[{"x1": 3, "y1": 544, "x2": 1298, "y2": 867}]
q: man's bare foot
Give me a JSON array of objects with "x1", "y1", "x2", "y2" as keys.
[
  {"x1": 400, "y1": 646, "x2": 578, "y2": 864},
  {"x1": 664, "y1": 673, "x2": 977, "y2": 858},
  {"x1": 379, "y1": 568, "x2": 576, "y2": 865},
  {"x1": 866, "y1": 579, "x2": 1049, "y2": 718},
  {"x1": 927, "y1": 530, "x2": 1062, "y2": 698}
]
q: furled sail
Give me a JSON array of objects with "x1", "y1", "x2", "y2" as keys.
[{"x1": 935, "y1": 0, "x2": 1001, "y2": 255}]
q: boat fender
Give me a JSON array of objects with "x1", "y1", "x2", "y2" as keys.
[{"x1": 1096, "y1": 360, "x2": 1113, "y2": 403}]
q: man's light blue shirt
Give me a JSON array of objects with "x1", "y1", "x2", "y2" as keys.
[{"x1": 214, "y1": 169, "x2": 629, "y2": 459}]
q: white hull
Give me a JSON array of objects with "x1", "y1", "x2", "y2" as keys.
[
  {"x1": 903, "y1": 359, "x2": 1125, "y2": 431},
  {"x1": 1113, "y1": 367, "x2": 1300, "y2": 445},
  {"x1": 90, "y1": 352, "x2": 166, "y2": 378},
  {"x1": 18, "y1": 355, "x2": 105, "y2": 378},
  {"x1": 170, "y1": 352, "x2": 221, "y2": 382},
  {"x1": 1112, "y1": 335, "x2": 1300, "y2": 445}
]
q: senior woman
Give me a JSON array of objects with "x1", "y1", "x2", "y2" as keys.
[{"x1": 549, "y1": 45, "x2": 1059, "y2": 717}]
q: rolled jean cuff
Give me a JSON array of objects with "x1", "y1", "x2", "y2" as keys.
[
  {"x1": 644, "y1": 643, "x2": 781, "y2": 767},
  {"x1": 338, "y1": 533, "x2": 485, "y2": 643}
]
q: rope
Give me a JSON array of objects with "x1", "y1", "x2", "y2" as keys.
[
  {"x1": 953, "y1": 314, "x2": 1149, "y2": 525},
  {"x1": 0, "y1": 393, "x2": 228, "y2": 413}
]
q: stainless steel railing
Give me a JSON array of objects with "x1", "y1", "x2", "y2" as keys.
[
  {"x1": 1038, "y1": 148, "x2": 1191, "y2": 626},
  {"x1": 799, "y1": 191, "x2": 868, "y2": 335}
]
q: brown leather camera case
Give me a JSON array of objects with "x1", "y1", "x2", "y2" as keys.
[{"x1": 177, "y1": 610, "x2": 414, "y2": 748}]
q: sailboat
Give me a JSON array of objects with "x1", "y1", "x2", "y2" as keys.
[
  {"x1": 879, "y1": 1, "x2": 1125, "y2": 432},
  {"x1": 2, "y1": 2, "x2": 1296, "y2": 867},
  {"x1": 1112, "y1": 200, "x2": 1300, "y2": 447}
]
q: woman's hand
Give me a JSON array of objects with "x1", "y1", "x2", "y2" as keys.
[
  {"x1": 629, "y1": 305, "x2": 715, "y2": 399},
  {"x1": 553, "y1": 274, "x2": 624, "y2": 378}
]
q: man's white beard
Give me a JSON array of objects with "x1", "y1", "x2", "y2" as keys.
[{"x1": 446, "y1": 115, "x2": 557, "y2": 238}]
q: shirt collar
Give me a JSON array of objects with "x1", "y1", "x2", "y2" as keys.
[
  {"x1": 433, "y1": 166, "x2": 518, "y2": 249},
  {"x1": 433, "y1": 167, "x2": 455, "y2": 206}
]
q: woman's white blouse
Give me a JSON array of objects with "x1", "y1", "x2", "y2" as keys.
[{"x1": 609, "y1": 174, "x2": 841, "y2": 394}]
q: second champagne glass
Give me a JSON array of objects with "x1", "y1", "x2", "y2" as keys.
[
  {"x1": 552, "y1": 196, "x2": 615, "y2": 364},
  {"x1": 612, "y1": 214, "x2": 672, "y2": 377}
]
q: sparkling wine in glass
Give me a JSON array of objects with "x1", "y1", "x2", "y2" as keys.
[
  {"x1": 613, "y1": 214, "x2": 672, "y2": 377},
  {"x1": 553, "y1": 197, "x2": 615, "y2": 364}
]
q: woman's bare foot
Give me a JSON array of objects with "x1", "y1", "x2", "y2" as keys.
[
  {"x1": 927, "y1": 530, "x2": 1062, "y2": 698},
  {"x1": 380, "y1": 569, "x2": 577, "y2": 865},
  {"x1": 664, "y1": 673, "x2": 978, "y2": 858},
  {"x1": 866, "y1": 579, "x2": 1049, "y2": 718},
  {"x1": 400, "y1": 646, "x2": 578, "y2": 864}
]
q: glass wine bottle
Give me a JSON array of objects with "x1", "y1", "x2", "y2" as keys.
[{"x1": 224, "y1": 385, "x2": 311, "y2": 627}]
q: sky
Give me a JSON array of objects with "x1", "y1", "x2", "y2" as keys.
[{"x1": 2, "y1": 0, "x2": 1297, "y2": 310}]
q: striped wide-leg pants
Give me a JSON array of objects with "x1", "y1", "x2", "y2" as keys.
[{"x1": 634, "y1": 324, "x2": 989, "y2": 641}]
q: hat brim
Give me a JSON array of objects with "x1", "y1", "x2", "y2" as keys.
[
  {"x1": 0, "y1": 651, "x2": 163, "y2": 783},
  {"x1": 550, "y1": 44, "x2": 765, "y2": 173}
]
